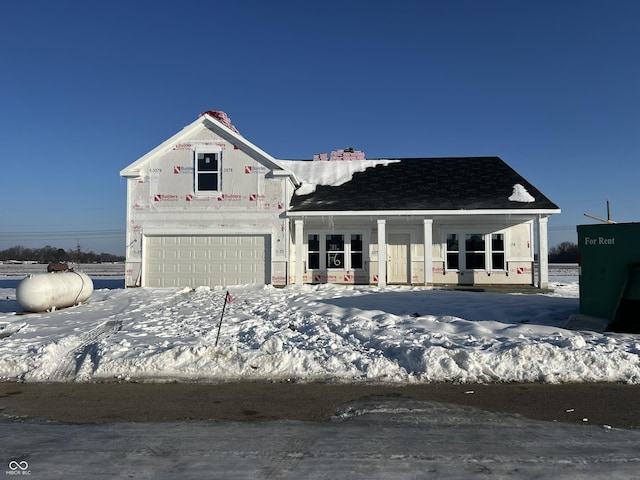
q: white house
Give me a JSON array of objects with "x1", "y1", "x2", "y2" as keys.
[{"x1": 120, "y1": 111, "x2": 560, "y2": 289}]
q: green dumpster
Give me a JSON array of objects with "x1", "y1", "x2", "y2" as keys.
[{"x1": 577, "y1": 223, "x2": 640, "y2": 332}]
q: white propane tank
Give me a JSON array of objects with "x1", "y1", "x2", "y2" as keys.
[{"x1": 16, "y1": 272, "x2": 94, "y2": 312}]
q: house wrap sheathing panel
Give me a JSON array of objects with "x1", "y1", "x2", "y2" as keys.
[{"x1": 121, "y1": 116, "x2": 291, "y2": 287}]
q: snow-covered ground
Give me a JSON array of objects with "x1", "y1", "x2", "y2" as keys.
[
  {"x1": 2, "y1": 264, "x2": 638, "y2": 384},
  {"x1": 4, "y1": 265, "x2": 640, "y2": 479}
]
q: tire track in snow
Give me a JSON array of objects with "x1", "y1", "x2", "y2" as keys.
[
  {"x1": 0, "y1": 322, "x2": 26, "y2": 339},
  {"x1": 47, "y1": 319, "x2": 123, "y2": 381}
]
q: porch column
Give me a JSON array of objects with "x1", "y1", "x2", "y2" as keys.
[
  {"x1": 536, "y1": 215, "x2": 549, "y2": 289},
  {"x1": 295, "y1": 219, "x2": 304, "y2": 286},
  {"x1": 423, "y1": 218, "x2": 433, "y2": 285},
  {"x1": 377, "y1": 219, "x2": 387, "y2": 287}
]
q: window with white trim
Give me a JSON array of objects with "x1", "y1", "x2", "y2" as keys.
[
  {"x1": 326, "y1": 234, "x2": 345, "y2": 268},
  {"x1": 445, "y1": 231, "x2": 506, "y2": 271},
  {"x1": 306, "y1": 233, "x2": 365, "y2": 270},
  {"x1": 465, "y1": 234, "x2": 485, "y2": 269},
  {"x1": 351, "y1": 234, "x2": 363, "y2": 269},
  {"x1": 308, "y1": 234, "x2": 320, "y2": 269},
  {"x1": 491, "y1": 233, "x2": 505, "y2": 270},
  {"x1": 446, "y1": 234, "x2": 459, "y2": 270},
  {"x1": 195, "y1": 151, "x2": 221, "y2": 193}
]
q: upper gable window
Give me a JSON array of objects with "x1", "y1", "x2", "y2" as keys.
[{"x1": 195, "y1": 150, "x2": 221, "y2": 193}]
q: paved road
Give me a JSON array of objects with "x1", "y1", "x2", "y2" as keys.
[
  {"x1": 1, "y1": 381, "x2": 639, "y2": 428},
  {"x1": 2, "y1": 388, "x2": 640, "y2": 479}
]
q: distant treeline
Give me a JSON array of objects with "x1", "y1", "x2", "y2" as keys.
[
  {"x1": 548, "y1": 241, "x2": 578, "y2": 263},
  {"x1": 1, "y1": 242, "x2": 577, "y2": 266},
  {"x1": 0, "y1": 245, "x2": 125, "y2": 264}
]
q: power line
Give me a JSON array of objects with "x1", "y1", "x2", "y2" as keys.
[
  {"x1": 0, "y1": 230, "x2": 124, "y2": 240},
  {"x1": 548, "y1": 226, "x2": 578, "y2": 231}
]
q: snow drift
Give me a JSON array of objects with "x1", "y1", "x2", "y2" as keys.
[{"x1": 3, "y1": 269, "x2": 640, "y2": 385}]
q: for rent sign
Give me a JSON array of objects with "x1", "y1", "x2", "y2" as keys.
[
  {"x1": 584, "y1": 236, "x2": 615, "y2": 245},
  {"x1": 577, "y1": 223, "x2": 640, "y2": 326}
]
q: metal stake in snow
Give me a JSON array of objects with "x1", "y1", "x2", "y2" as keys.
[{"x1": 215, "y1": 291, "x2": 233, "y2": 347}]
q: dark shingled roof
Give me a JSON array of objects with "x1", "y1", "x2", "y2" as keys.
[{"x1": 289, "y1": 157, "x2": 559, "y2": 212}]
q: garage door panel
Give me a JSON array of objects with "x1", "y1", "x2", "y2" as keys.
[
  {"x1": 239, "y1": 264, "x2": 256, "y2": 274},
  {"x1": 240, "y1": 250, "x2": 256, "y2": 261},
  {"x1": 224, "y1": 250, "x2": 238, "y2": 261},
  {"x1": 144, "y1": 235, "x2": 268, "y2": 287},
  {"x1": 163, "y1": 251, "x2": 178, "y2": 261},
  {"x1": 194, "y1": 251, "x2": 207, "y2": 261},
  {"x1": 210, "y1": 264, "x2": 224, "y2": 274},
  {"x1": 148, "y1": 249, "x2": 162, "y2": 260}
]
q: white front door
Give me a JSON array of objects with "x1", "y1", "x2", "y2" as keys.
[{"x1": 388, "y1": 234, "x2": 410, "y2": 284}]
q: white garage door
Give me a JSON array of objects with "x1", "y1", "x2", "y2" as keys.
[{"x1": 144, "y1": 235, "x2": 269, "y2": 287}]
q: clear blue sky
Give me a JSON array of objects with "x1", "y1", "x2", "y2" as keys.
[{"x1": 1, "y1": 1, "x2": 638, "y2": 257}]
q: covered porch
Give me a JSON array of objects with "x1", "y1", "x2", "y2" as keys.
[{"x1": 288, "y1": 213, "x2": 552, "y2": 289}]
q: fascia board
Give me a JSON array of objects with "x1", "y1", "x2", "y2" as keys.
[
  {"x1": 201, "y1": 115, "x2": 301, "y2": 187},
  {"x1": 118, "y1": 114, "x2": 300, "y2": 186},
  {"x1": 119, "y1": 117, "x2": 207, "y2": 177},
  {"x1": 143, "y1": 226, "x2": 274, "y2": 236},
  {"x1": 271, "y1": 168, "x2": 298, "y2": 179},
  {"x1": 121, "y1": 171, "x2": 142, "y2": 178},
  {"x1": 271, "y1": 160, "x2": 301, "y2": 185},
  {"x1": 286, "y1": 208, "x2": 562, "y2": 217}
]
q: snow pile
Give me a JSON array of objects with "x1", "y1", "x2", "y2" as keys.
[
  {"x1": 509, "y1": 183, "x2": 536, "y2": 203},
  {"x1": 200, "y1": 110, "x2": 240, "y2": 134},
  {"x1": 280, "y1": 159, "x2": 399, "y2": 196},
  {"x1": 2, "y1": 270, "x2": 640, "y2": 384}
]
